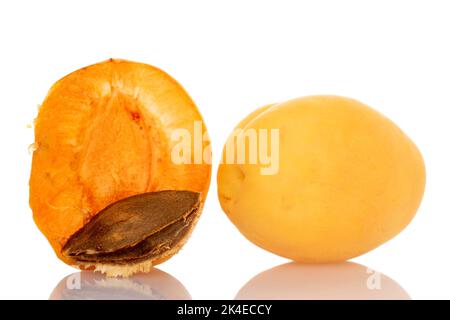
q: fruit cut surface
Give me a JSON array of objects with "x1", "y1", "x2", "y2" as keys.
[{"x1": 29, "y1": 59, "x2": 211, "y2": 269}]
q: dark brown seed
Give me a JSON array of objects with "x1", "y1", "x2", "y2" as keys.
[{"x1": 62, "y1": 190, "x2": 201, "y2": 264}]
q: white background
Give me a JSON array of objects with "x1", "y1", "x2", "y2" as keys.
[{"x1": 0, "y1": 0, "x2": 449, "y2": 299}]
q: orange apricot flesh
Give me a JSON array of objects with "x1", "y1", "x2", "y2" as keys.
[{"x1": 29, "y1": 59, "x2": 211, "y2": 276}]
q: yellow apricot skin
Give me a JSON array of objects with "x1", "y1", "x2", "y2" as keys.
[{"x1": 217, "y1": 96, "x2": 426, "y2": 263}]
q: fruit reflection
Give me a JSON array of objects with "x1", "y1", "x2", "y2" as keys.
[
  {"x1": 236, "y1": 262, "x2": 410, "y2": 300},
  {"x1": 50, "y1": 268, "x2": 191, "y2": 300}
]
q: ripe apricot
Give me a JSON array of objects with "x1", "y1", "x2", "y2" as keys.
[
  {"x1": 218, "y1": 95, "x2": 425, "y2": 262},
  {"x1": 29, "y1": 59, "x2": 211, "y2": 276}
]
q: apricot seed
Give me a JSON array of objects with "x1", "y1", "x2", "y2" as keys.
[{"x1": 63, "y1": 191, "x2": 200, "y2": 264}]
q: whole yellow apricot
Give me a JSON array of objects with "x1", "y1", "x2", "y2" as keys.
[{"x1": 217, "y1": 96, "x2": 425, "y2": 262}]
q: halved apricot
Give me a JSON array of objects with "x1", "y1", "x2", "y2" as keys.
[{"x1": 29, "y1": 59, "x2": 211, "y2": 276}]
